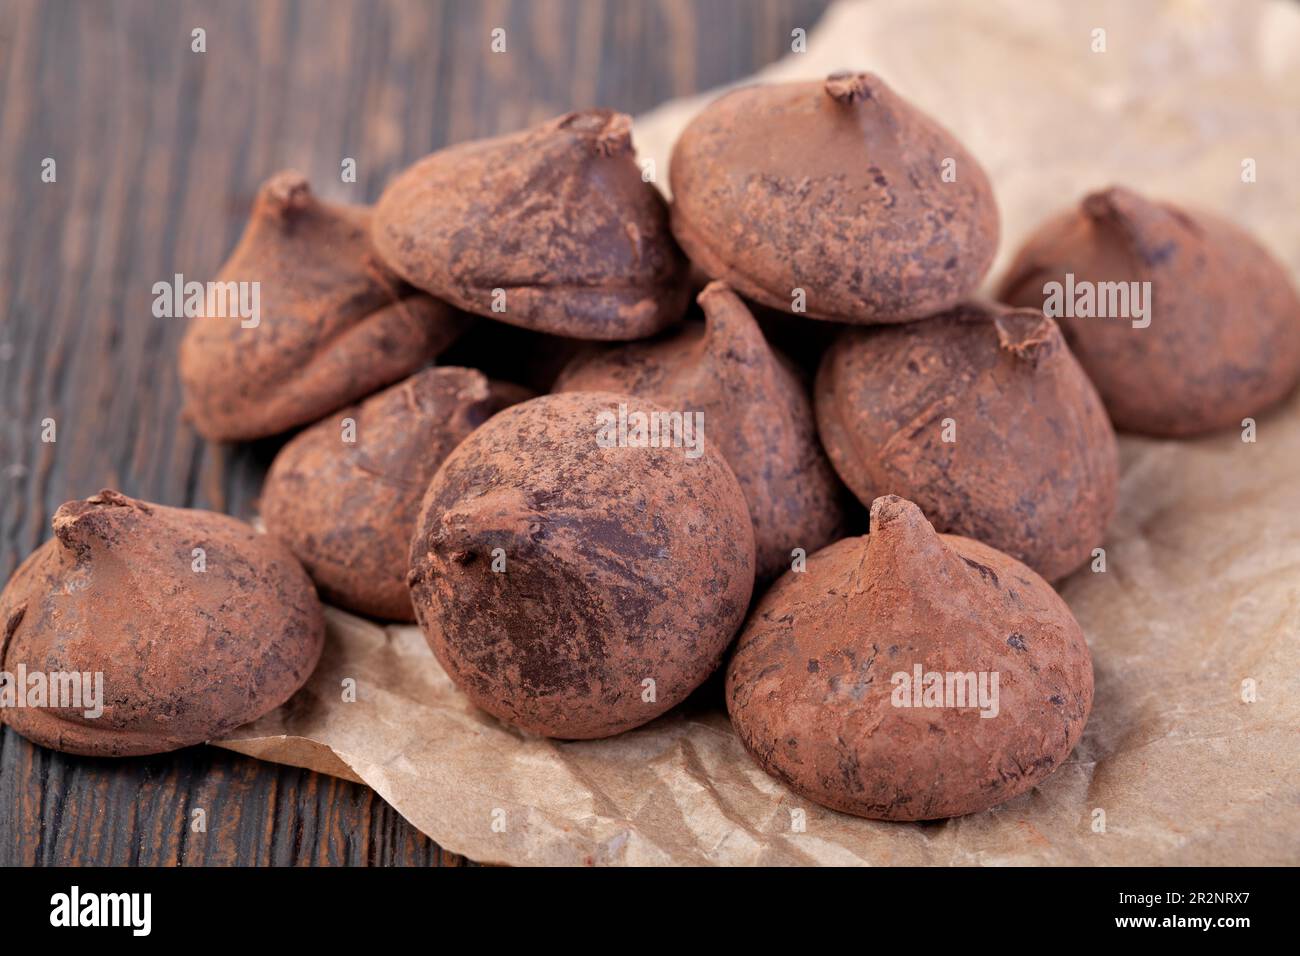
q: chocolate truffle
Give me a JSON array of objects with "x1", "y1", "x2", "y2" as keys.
[
  {"x1": 372, "y1": 111, "x2": 689, "y2": 340},
  {"x1": 180, "y1": 170, "x2": 467, "y2": 441},
  {"x1": 815, "y1": 302, "x2": 1117, "y2": 581},
  {"x1": 669, "y1": 72, "x2": 999, "y2": 324},
  {"x1": 726, "y1": 496, "x2": 1094, "y2": 821},
  {"x1": 556, "y1": 281, "x2": 845, "y2": 582},
  {"x1": 0, "y1": 491, "x2": 325, "y2": 757},
  {"x1": 998, "y1": 186, "x2": 1300, "y2": 436},
  {"x1": 261, "y1": 367, "x2": 530, "y2": 621},
  {"x1": 408, "y1": 391, "x2": 755, "y2": 739}
]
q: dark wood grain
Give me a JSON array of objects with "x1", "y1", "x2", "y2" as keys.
[{"x1": 0, "y1": 0, "x2": 830, "y2": 866}]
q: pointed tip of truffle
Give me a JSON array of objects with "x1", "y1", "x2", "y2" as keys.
[
  {"x1": 824, "y1": 72, "x2": 882, "y2": 104},
  {"x1": 869, "y1": 495, "x2": 929, "y2": 533},
  {"x1": 90, "y1": 488, "x2": 140, "y2": 507},
  {"x1": 401, "y1": 366, "x2": 492, "y2": 419},
  {"x1": 258, "y1": 170, "x2": 314, "y2": 220},
  {"x1": 698, "y1": 281, "x2": 770, "y2": 369},
  {"x1": 697, "y1": 279, "x2": 735, "y2": 308},
  {"x1": 868, "y1": 495, "x2": 947, "y2": 569},
  {"x1": 697, "y1": 279, "x2": 747, "y2": 323},
  {"x1": 993, "y1": 309, "x2": 1062, "y2": 366},
  {"x1": 52, "y1": 490, "x2": 150, "y2": 554},
  {"x1": 1081, "y1": 185, "x2": 1189, "y2": 265},
  {"x1": 434, "y1": 488, "x2": 539, "y2": 565},
  {"x1": 558, "y1": 109, "x2": 634, "y2": 157},
  {"x1": 1081, "y1": 185, "x2": 1145, "y2": 223},
  {"x1": 442, "y1": 369, "x2": 502, "y2": 433}
]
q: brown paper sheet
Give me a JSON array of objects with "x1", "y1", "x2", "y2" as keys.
[{"x1": 217, "y1": 0, "x2": 1300, "y2": 865}]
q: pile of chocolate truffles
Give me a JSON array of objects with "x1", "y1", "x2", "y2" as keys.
[{"x1": 5, "y1": 73, "x2": 1299, "y2": 822}]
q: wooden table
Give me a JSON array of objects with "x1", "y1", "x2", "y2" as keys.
[{"x1": 0, "y1": 0, "x2": 830, "y2": 865}]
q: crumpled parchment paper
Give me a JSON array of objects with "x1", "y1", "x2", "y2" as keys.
[{"x1": 217, "y1": 0, "x2": 1300, "y2": 865}]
